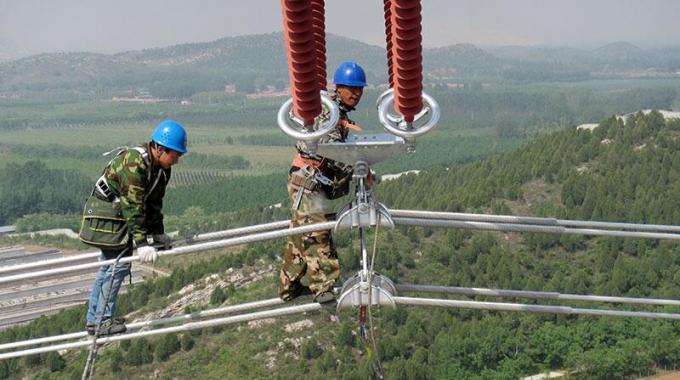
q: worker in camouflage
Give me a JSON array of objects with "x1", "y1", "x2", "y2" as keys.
[
  {"x1": 85, "y1": 120, "x2": 187, "y2": 336},
  {"x1": 279, "y1": 61, "x2": 366, "y2": 304},
  {"x1": 103, "y1": 143, "x2": 170, "y2": 245}
]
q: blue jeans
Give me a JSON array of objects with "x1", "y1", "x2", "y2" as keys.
[{"x1": 86, "y1": 254, "x2": 131, "y2": 325}]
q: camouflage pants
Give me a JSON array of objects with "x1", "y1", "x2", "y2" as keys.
[{"x1": 279, "y1": 178, "x2": 340, "y2": 300}]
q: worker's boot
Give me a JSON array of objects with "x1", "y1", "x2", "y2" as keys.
[
  {"x1": 280, "y1": 284, "x2": 313, "y2": 301},
  {"x1": 314, "y1": 291, "x2": 335, "y2": 304},
  {"x1": 96, "y1": 318, "x2": 127, "y2": 336}
]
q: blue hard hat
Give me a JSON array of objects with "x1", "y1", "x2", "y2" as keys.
[
  {"x1": 333, "y1": 61, "x2": 367, "y2": 87},
  {"x1": 151, "y1": 120, "x2": 188, "y2": 154}
]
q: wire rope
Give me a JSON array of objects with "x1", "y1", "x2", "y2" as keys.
[
  {"x1": 82, "y1": 248, "x2": 128, "y2": 380},
  {"x1": 366, "y1": 215, "x2": 385, "y2": 379}
]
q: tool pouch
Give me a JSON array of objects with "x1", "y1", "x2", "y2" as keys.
[
  {"x1": 289, "y1": 170, "x2": 318, "y2": 192},
  {"x1": 79, "y1": 195, "x2": 129, "y2": 249},
  {"x1": 325, "y1": 163, "x2": 353, "y2": 200},
  {"x1": 327, "y1": 174, "x2": 351, "y2": 200}
]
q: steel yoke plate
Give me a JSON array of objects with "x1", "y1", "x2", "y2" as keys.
[{"x1": 315, "y1": 134, "x2": 407, "y2": 166}]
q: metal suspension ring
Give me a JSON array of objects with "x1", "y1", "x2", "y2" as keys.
[
  {"x1": 376, "y1": 88, "x2": 428, "y2": 124},
  {"x1": 277, "y1": 90, "x2": 340, "y2": 142},
  {"x1": 377, "y1": 88, "x2": 440, "y2": 139}
]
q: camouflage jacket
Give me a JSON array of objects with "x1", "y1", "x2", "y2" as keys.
[
  {"x1": 295, "y1": 92, "x2": 355, "y2": 158},
  {"x1": 103, "y1": 143, "x2": 171, "y2": 245},
  {"x1": 294, "y1": 93, "x2": 354, "y2": 186}
]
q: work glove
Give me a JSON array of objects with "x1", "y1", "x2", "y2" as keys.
[
  {"x1": 152, "y1": 233, "x2": 173, "y2": 250},
  {"x1": 136, "y1": 245, "x2": 159, "y2": 263},
  {"x1": 367, "y1": 169, "x2": 380, "y2": 187}
]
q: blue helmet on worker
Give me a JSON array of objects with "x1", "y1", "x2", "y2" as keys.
[
  {"x1": 334, "y1": 61, "x2": 367, "y2": 87},
  {"x1": 151, "y1": 120, "x2": 188, "y2": 154}
]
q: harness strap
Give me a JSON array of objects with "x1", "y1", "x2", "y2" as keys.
[
  {"x1": 97, "y1": 145, "x2": 164, "y2": 200},
  {"x1": 292, "y1": 152, "x2": 323, "y2": 170}
]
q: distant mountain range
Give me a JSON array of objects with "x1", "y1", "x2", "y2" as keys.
[
  {"x1": 489, "y1": 41, "x2": 680, "y2": 72},
  {"x1": 0, "y1": 40, "x2": 31, "y2": 63},
  {"x1": 1, "y1": 33, "x2": 679, "y2": 98}
]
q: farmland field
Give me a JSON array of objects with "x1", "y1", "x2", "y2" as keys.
[{"x1": 2, "y1": 77, "x2": 679, "y2": 187}]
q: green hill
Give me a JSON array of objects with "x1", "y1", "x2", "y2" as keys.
[
  {"x1": 4, "y1": 111, "x2": 680, "y2": 379},
  {"x1": 490, "y1": 42, "x2": 680, "y2": 78},
  {"x1": 0, "y1": 33, "x2": 498, "y2": 98},
  {"x1": 6, "y1": 34, "x2": 680, "y2": 100}
]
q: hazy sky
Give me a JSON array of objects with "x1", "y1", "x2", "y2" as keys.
[{"x1": 1, "y1": 0, "x2": 679, "y2": 57}]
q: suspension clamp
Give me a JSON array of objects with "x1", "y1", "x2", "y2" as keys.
[
  {"x1": 335, "y1": 200, "x2": 394, "y2": 232},
  {"x1": 335, "y1": 161, "x2": 395, "y2": 231},
  {"x1": 336, "y1": 272, "x2": 398, "y2": 311}
]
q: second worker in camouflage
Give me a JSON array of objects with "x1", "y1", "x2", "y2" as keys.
[{"x1": 279, "y1": 61, "x2": 367, "y2": 304}]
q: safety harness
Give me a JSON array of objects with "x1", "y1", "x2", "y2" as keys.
[{"x1": 95, "y1": 146, "x2": 165, "y2": 202}]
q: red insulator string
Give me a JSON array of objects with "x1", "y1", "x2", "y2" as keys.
[
  {"x1": 311, "y1": 0, "x2": 327, "y2": 91},
  {"x1": 389, "y1": 0, "x2": 423, "y2": 122},
  {"x1": 280, "y1": 0, "x2": 322, "y2": 126},
  {"x1": 383, "y1": 0, "x2": 394, "y2": 88}
]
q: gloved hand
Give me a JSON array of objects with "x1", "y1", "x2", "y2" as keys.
[
  {"x1": 367, "y1": 170, "x2": 380, "y2": 187},
  {"x1": 152, "y1": 233, "x2": 173, "y2": 250},
  {"x1": 339, "y1": 119, "x2": 363, "y2": 132},
  {"x1": 136, "y1": 246, "x2": 159, "y2": 263}
]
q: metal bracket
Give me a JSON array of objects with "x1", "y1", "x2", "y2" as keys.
[
  {"x1": 336, "y1": 272, "x2": 398, "y2": 311},
  {"x1": 315, "y1": 133, "x2": 408, "y2": 167}
]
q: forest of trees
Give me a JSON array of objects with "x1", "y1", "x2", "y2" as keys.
[
  {"x1": 0, "y1": 144, "x2": 250, "y2": 172},
  {"x1": 0, "y1": 157, "x2": 253, "y2": 225},
  {"x1": 0, "y1": 161, "x2": 90, "y2": 225}
]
